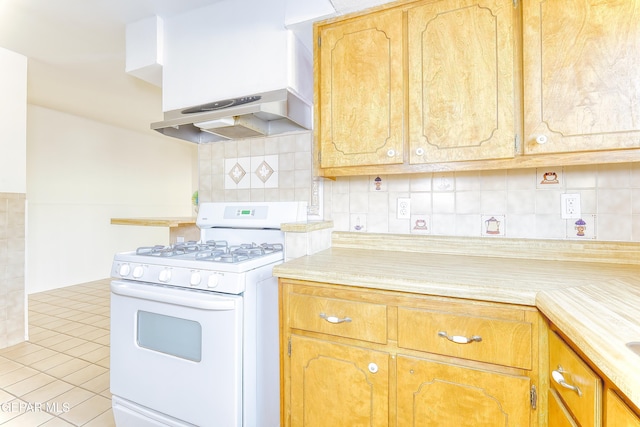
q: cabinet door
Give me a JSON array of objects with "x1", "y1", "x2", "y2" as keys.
[
  {"x1": 549, "y1": 389, "x2": 579, "y2": 427},
  {"x1": 606, "y1": 388, "x2": 640, "y2": 427},
  {"x1": 523, "y1": 0, "x2": 640, "y2": 154},
  {"x1": 289, "y1": 335, "x2": 389, "y2": 426},
  {"x1": 407, "y1": 0, "x2": 516, "y2": 163},
  {"x1": 316, "y1": 8, "x2": 404, "y2": 168},
  {"x1": 397, "y1": 355, "x2": 531, "y2": 427},
  {"x1": 549, "y1": 331, "x2": 602, "y2": 427}
]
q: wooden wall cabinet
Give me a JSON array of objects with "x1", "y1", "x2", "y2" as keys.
[
  {"x1": 407, "y1": 0, "x2": 516, "y2": 164},
  {"x1": 315, "y1": 8, "x2": 404, "y2": 169},
  {"x1": 314, "y1": 0, "x2": 516, "y2": 172},
  {"x1": 280, "y1": 280, "x2": 542, "y2": 426},
  {"x1": 523, "y1": 0, "x2": 640, "y2": 155},
  {"x1": 314, "y1": 0, "x2": 640, "y2": 177}
]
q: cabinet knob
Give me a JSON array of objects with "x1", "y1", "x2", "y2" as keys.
[
  {"x1": 387, "y1": 149, "x2": 395, "y2": 157},
  {"x1": 535, "y1": 135, "x2": 548, "y2": 144},
  {"x1": 552, "y1": 366, "x2": 582, "y2": 397},
  {"x1": 415, "y1": 147, "x2": 425, "y2": 156},
  {"x1": 368, "y1": 363, "x2": 378, "y2": 374}
]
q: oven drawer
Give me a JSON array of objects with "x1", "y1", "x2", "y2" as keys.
[
  {"x1": 397, "y1": 306, "x2": 532, "y2": 369},
  {"x1": 288, "y1": 293, "x2": 387, "y2": 344},
  {"x1": 549, "y1": 330, "x2": 602, "y2": 427}
]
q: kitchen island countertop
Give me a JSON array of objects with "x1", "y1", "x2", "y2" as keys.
[{"x1": 273, "y1": 233, "x2": 640, "y2": 411}]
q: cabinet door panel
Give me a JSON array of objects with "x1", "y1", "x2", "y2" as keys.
[
  {"x1": 290, "y1": 335, "x2": 389, "y2": 426},
  {"x1": 606, "y1": 388, "x2": 640, "y2": 427},
  {"x1": 397, "y1": 355, "x2": 530, "y2": 426},
  {"x1": 549, "y1": 389, "x2": 579, "y2": 427},
  {"x1": 549, "y1": 331, "x2": 602, "y2": 427},
  {"x1": 317, "y1": 9, "x2": 404, "y2": 168},
  {"x1": 524, "y1": 0, "x2": 640, "y2": 154},
  {"x1": 408, "y1": 0, "x2": 515, "y2": 163}
]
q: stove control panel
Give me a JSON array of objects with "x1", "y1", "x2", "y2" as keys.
[{"x1": 111, "y1": 260, "x2": 247, "y2": 294}]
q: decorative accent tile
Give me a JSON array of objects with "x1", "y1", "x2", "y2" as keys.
[
  {"x1": 229, "y1": 162, "x2": 246, "y2": 184},
  {"x1": 225, "y1": 157, "x2": 251, "y2": 189},
  {"x1": 371, "y1": 175, "x2": 386, "y2": 192},
  {"x1": 410, "y1": 215, "x2": 430, "y2": 235},
  {"x1": 350, "y1": 214, "x2": 367, "y2": 232},
  {"x1": 566, "y1": 215, "x2": 597, "y2": 239},
  {"x1": 255, "y1": 160, "x2": 274, "y2": 183},
  {"x1": 433, "y1": 173, "x2": 454, "y2": 191},
  {"x1": 481, "y1": 215, "x2": 505, "y2": 237},
  {"x1": 537, "y1": 167, "x2": 563, "y2": 188}
]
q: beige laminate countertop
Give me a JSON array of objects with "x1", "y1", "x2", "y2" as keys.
[
  {"x1": 273, "y1": 245, "x2": 640, "y2": 410},
  {"x1": 110, "y1": 217, "x2": 196, "y2": 227}
]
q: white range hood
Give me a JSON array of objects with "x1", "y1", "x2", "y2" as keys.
[
  {"x1": 147, "y1": 0, "x2": 319, "y2": 143},
  {"x1": 151, "y1": 88, "x2": 311, "y2": 143}
]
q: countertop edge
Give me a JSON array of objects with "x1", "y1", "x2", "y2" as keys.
[{"x1": 111, "y1": 217, "x2": 197, "y2": 227}]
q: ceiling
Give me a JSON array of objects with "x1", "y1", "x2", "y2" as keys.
[{"x1": 0, "y1": 0, "x2": 389, "y2": 136}]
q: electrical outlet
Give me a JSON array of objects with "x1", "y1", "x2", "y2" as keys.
[
  {"x1": 397, "y1": 198, "x2": 411, "y2": 219},
  {"x1": 561, "y1": 194, "x2": 581, "y2": 219}
]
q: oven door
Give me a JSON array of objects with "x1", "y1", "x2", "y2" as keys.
[{"x1": 110, "y1": 280, "x2": 243, "y2": 427}]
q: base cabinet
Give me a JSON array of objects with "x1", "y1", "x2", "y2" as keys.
[
  {"x1": 547, "y1": 329, "x2": 640, "y2": 427},
  {"x1": 396, "y1": 356, "x2": 531, "y2": 426},
  {"x1": 289, "y1": 335, "x2": 389, "y2": 426},
  {"x1": 605, "y1": 388, "x2": 640, "y2": 427},
  {"x1": 280, "y1": 280, "x2": 542, "y2": 427}
]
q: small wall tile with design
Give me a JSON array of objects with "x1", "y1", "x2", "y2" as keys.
[
  {"x1": 481, "y1": 215, "x2": 506, "y2": 237},
  {"x1": 566, "y1": 215, "x2": 597, "y2": 239}
]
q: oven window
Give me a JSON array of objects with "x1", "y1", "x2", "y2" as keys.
[{"x1": 137, "y1": 311, "x2": 202, "y2": 362}]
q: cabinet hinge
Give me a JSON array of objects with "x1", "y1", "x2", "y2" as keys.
[
  {"x1": 288, "y1": 337, "x2": 292, "y2": 357},
  {"x1": 530, "y1": 385, "x2": 537, "y2": 410},
  {"x1": 317, "y1": 36, "x2": 321, "y2": 47},
  {"x1": 513, "y1": 0, "x2": 518, "y2": 8},
  {"x1": 514, "y1": 134, "x2": 520, "y2": 153}
]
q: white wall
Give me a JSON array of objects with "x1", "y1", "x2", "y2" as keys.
[
  {"x1": 26, "y1": 105, "x2": 197, "y2": 294},
  {"x1": 0, "y1": 47, "x2": 27, "y2": 193}
]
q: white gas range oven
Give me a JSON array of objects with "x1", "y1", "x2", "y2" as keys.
[{"x1": 109, "y1": 201, "x2": 307, "y2": 427}]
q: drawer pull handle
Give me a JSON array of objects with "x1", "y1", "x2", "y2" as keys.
[
  {"x1": 320, "y1": 313, "x2": 352, "y2": 324},
  {"x1": 438, "y1": 331, "x2": 482, "y2": 344},
  {"x1": 552, "y1": 367, "x2": 582, "y2": 397}
]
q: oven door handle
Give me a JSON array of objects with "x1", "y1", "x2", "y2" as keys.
[{"x1": 111, "y1": 281, "x2": 237, "y2": 311}]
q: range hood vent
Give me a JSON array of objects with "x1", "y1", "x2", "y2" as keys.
[{"x1": 151, "y1": 88, "x2": 311, "y2": 143}]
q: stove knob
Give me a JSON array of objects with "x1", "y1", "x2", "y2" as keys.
[
  {"x1": 159, "y1": 269, "x2": 172, "y2": 283},
  {"x1": 132, "y1": 266, "x2": 144, "y2": 279},
  {"x1": 190, "y1": 272, "x2": 202, "y2": 286},
  {"x1": 118, "y1": 264, "x2": 131, "y2": 277},
  {"x1": 207, "y1": 274, "x2": 220, "y2": 288}
]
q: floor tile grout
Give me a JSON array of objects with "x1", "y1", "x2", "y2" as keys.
[{"x1": 0, "y1": 279, "x2": 114, "y2": 426}]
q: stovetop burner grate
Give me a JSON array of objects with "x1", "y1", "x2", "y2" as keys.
[{"x1": 135, "y1": 241, "x2": 283, "y2": 264}]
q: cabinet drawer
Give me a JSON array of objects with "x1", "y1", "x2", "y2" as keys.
[
  {"x1": 288, "y1": 293, "x2": 387, "y2": 344},
  {"x1": 397, "y1": 307, "x2": 532, "y2": 369},
  {"x1": 549, "y1": 330, "x2": 602, "y2": 427}
]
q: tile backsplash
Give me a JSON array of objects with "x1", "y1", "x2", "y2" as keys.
[
  {"x1": 196, "y1": 131, "x2": 640, "y2": 242},
  {"x1": 198, "y1": 132, "x2": 313, "y2": 204},
  {"x1": 0, "y1": 192, "x2": 26, "y2": 348},
  {"x1": 326, "y1": 163, "x2": 640, "y2": 241}
]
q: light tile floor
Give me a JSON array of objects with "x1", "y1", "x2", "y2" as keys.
[{"x1": 0, "y1": 279, "x2": 113, "y2": 426}]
